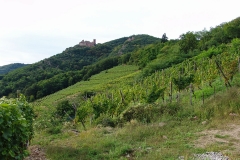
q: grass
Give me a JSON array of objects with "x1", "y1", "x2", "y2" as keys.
[
  {"x1": 31, "y1": 84, "x2": 240, "y2": 159},
  {"x1": 32, "y1": 120, "x2": 206, "y2": 160},
  {"x1": 215, "y1": 134, "x2": 230, "y2": 139}
]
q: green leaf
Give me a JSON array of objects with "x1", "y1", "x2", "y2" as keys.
[
  {"x1": 3, "y1": 129, "x2": 12, "y2": 140},
  {"x1": 9, "y1": 150, "x2": 15, "y2": 157},
  {"x1": 0, "y1": 118, "x2": 3, "y2": 124}
]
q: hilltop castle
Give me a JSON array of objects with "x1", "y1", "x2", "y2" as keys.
[{"x1": 79, "y1": 39, "x2": 96, "y2": 47}]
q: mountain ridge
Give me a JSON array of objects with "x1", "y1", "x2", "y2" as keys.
[{"x1": 0, "y1": 63, "x2": 28, "y2": 75}]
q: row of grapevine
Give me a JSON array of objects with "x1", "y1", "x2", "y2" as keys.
[{"x1": 0, "y1": 95, "x2": 34, "y2": 159}]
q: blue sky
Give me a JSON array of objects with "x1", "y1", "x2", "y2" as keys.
[{"x1": 0, "y1": 0, "x2": 239, "y2": 66}]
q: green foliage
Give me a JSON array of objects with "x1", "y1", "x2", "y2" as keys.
[
  {"x1": 46, "y1": 125, "x2": 62, "y2": 135},
  {"x1": 55, "y1": 100, "x2": 75, "y2": 120},
  {"x1": 161, "y1": 33, "x2": 168, "y2": 43},
  {"x1": 179, "y1": 32, "x2": 198, "y2": 53},
  {"x1": 130, "y1": 42, "x2": 164, "y2": 68},
  {"x1": 76, "y1": 106, "x2": 89, "y2": 129},
  {"x1": 110, "y1": 34, "x2": 161, "y2": 56},
  {"x1": 173, "y1": 74, "x2": 194, "y2": 92},
  {"x1": 141, "y1": 45, "x2": 197, "y2": 77},
  {"x1": 0, "y1": 95, "x2": 34, "y2": 160},
  {"x1": 146, "y1": 84, "x2": 165, "y2": 103},
  {"x1": 231, "y1": 38, "x2": 240, "y2": 53},
  {"x1": 197, "y1": 17, "x2": 240, "y2": 50},
  {"x1": 95, "y1": 114, "x2": 116, "y2": 127},
  {"x1": 159, "y1": 103, "x2": 182, "y2": 117},
  {"x1": 195, "y1": 46, "x2": 223, "y2": 59},
  {"x1": 0, "y1": 63, "x2": 28, "y2": 75},
  {"x1": 121, "y1": 104, "x2": 155, "y2": 123}
]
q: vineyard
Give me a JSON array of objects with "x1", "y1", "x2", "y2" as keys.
[
  {"x1": 32, "y1": 39, "x2": 240, "y2": 131},
  {"x1": 35, "y1": 39, "x2": 240, "y2": 125},
  {"x1": 35, "y1": 65, "x2": 139, "y2": 106},
  {"x1": 30, "y1": 38, "x2": 240, "y2": 160},
  {"x1": 1, "y1": 17, "x2": 239, "y2": 158}
]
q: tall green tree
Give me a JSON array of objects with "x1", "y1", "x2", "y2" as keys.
[
  {"x1": 179, "y1": 32, "x2": 198, "y2": 53},
  {"x1": 161, "y1": 33, "x2": 168, "y2": 43}
]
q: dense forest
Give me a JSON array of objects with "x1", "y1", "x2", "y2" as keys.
[{"x1": 0, "y1": 63, "x2": 28, "y2": 75}]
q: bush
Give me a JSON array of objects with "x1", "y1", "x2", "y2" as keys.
[
  {"x1": 0, "y1": 95, "x2": 34, "y2": 159},
  {"x1": 95, "y1": 114, "x2": 116, "y2": 127},
  {"x1": 55, "y1": 100, "x2": 75, "y2": 121},
  {"x1": 121, "y1": 104, "x2": 154, "y2": 123}
]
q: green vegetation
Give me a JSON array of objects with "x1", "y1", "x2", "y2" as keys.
[
  {"x1": 35, "y1": 65, "x2": 139, "y2": 106},
  {"x1": 0, "y1": 35, "x2": 160, "y2": 101},
  {"x1": 0, "y1": 95, "x2": 34, "y2": 159},
  {"x1": 0, "y1": 63, "x2": 28, "y2": 75}
]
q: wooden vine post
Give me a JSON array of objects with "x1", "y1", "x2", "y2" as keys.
[
  {"x1": 238, "y1": 56, "x2": 240, "y2": 73},
  {"x1": 215, "y1": 60, "x2": 231, "y2": 87},
  {"x1": 189, "y1": 83, "x2": 193, "y2": 105},
  {"x1": 202, "y1": 92, "x2": 204, "y2": 105},
  {"x1": 169, "y1": 80, "x2": 173, "y2": 103},
  {"x1": 119, "y1": 90, "x2": 125, "y2": 103}
]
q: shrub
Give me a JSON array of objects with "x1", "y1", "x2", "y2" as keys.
[
  {"x1": 95, "y1": 114, "x2": 116, "y2": 127},
  {"x1": 0, "y1": 95, "x2": 34, "y2": 159},
  {"x1": 55, "y1": 100, "x2": 75, "y2": 121},
  {"x1": 121, "y1": 104, "x2": 154, "y2": 123}
]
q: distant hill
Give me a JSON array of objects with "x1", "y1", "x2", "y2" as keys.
[
  {"x1": 0, "y1": 34, "x2": 161, "y2": 100},
  {"x1": 0, "y1": 63, "x2": 28, "y2": 75}
]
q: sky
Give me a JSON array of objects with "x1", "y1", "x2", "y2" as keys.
[{"x1": 0, "y1": 0, "x2": 239, "y2": 66}]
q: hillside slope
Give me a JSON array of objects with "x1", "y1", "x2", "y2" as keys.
[
  {"x1": 29, "y1": 17, "x2": 240, "y2": 160},
  {"x1": 0, "y1": 34, "x2": 160, "y2": 100}
]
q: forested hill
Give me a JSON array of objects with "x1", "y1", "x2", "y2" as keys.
[
  {"x1": 0, "y1": 34, "x2": 161, "y2": 100},
  {"x1": 0, "y1": 63, "x2": 28, "y2": 75},
  {"x1": 1, "y1": 15, "x2": 240, "y2": 101}
]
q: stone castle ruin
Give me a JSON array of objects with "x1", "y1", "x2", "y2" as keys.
[{"x1": 79, "y1": 39, "x2": 96, "y2": 47}]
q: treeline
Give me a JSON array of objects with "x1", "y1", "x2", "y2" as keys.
[
  {"x1": 0, "y1": 46, "x2": 103, "y2": 99},
  {"x1": 0, "y1": 63, "x2": 28, "y2": 75},
  {"x1": 129, "y1": 17, "x2": 240, "y2": 77},
  {"x1": 108, "y1": 34, "x2": 161, "y2": 56},
  {"x1": 25, "y1": 56, "x2": 126, "y2": 101}
]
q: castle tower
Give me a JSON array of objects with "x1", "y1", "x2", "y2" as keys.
[{"x1": 93, "y1": 39, "x2": 96, "y2": 45}]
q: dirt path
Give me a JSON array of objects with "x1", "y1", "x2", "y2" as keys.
[
  {"x1": 24, "y1": 145, "x2": 47, "y2": 160},
  {"x1": 195, "y1": 123, "x2": 240, "y2": 157}
]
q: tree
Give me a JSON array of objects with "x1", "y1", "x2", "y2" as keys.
[
  {"x1": 76, "y1": 106, "x2": 89, "y2": 130},
  {"x1": 179, "y1": 32, "x2": 198, "y2": 53},
  {"x1": 161, "y1": 33, "x2": 168, "y2": 43},
  {"x1": 55, "y1": 100, "x2": 75, "y2": 120}
]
